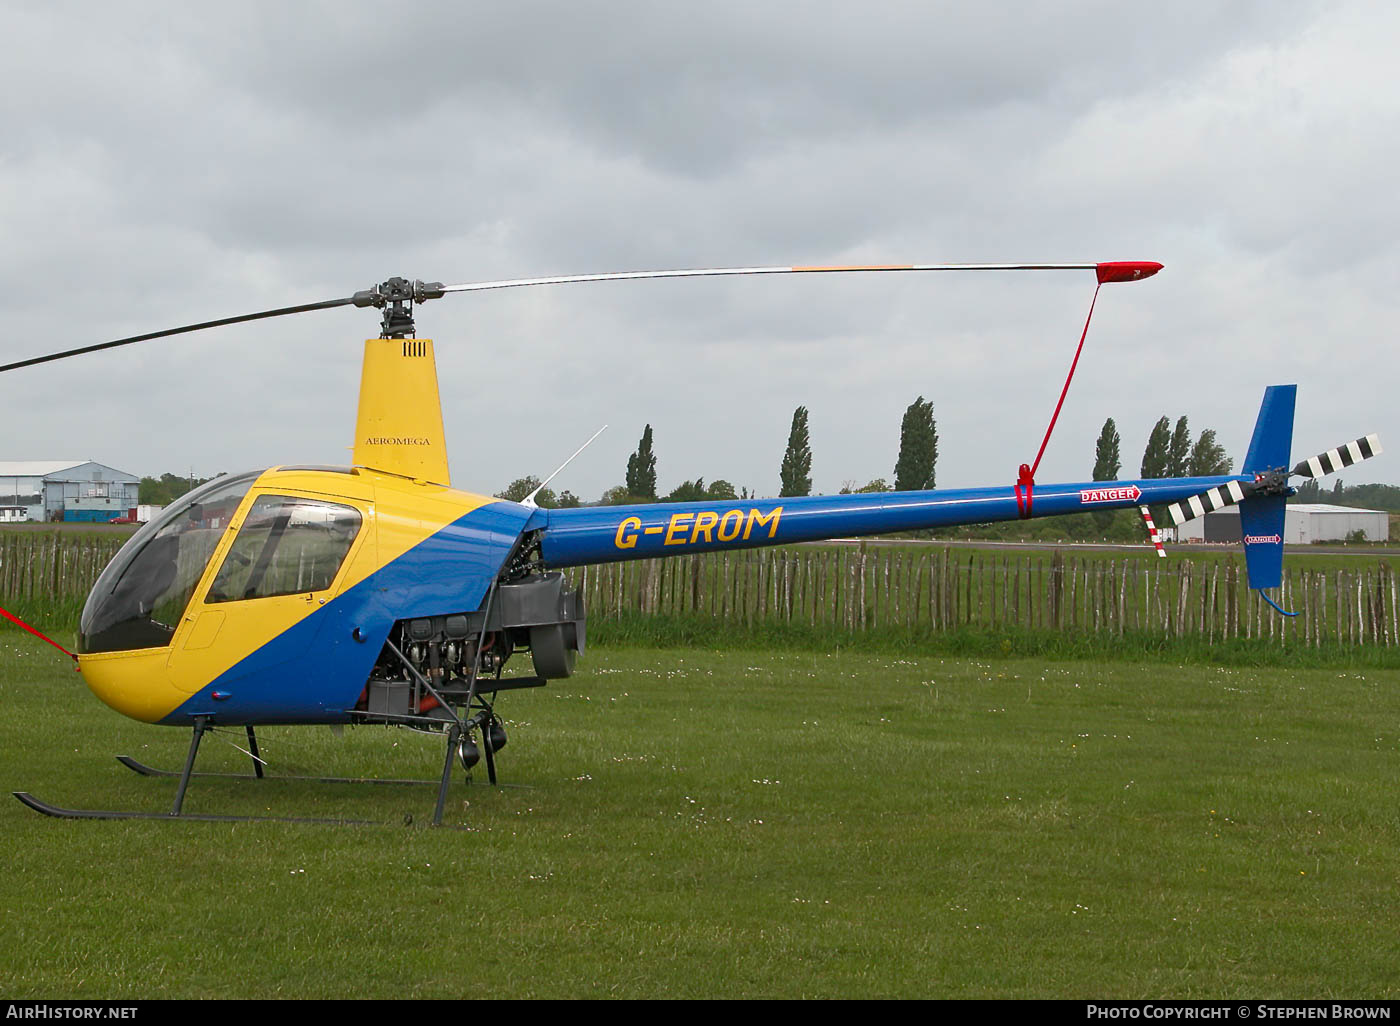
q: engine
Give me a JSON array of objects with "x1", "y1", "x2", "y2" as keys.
[{"x1": 357, "y1": 570, "x2": 585, "y2": 722}]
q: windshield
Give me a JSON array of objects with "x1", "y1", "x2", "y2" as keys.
[
  {"x1": 206, "y1": 494, "x2": 361, "y2": 602},
  {"x1": 78, "y1": 471, "x2": 260, "y2": 653}
]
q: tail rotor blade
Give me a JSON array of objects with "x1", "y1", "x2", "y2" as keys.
[
  {"x1": 1292, "y1": 435, "x2": 1382, "y2": 479},
  {"x1": 1138, "y1": 505, "x2": 1167, "y2": 557},
  {"x1": 1167, "y1": 480, "x2": 1251, "y2": 527}
]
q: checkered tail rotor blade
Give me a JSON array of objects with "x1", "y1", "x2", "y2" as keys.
[
  {"x1": 1166, "y1": 480, "x2": 1253, "y2": 528},
  {"x1": 1291, "y1": 435, "x2": 1382, "y2": 479}
]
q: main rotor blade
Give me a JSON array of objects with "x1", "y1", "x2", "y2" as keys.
[
  {"x1": 4, "y1": 259, "x2": 1164, "y2": 375},
  {"x1": 440, "y1": 261, "x2": 1161, "y2": 296},
  {"x1": 0, "y1": 295, "x2": 358, "y2": 375}
]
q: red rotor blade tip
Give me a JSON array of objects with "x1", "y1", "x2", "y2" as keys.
[{"x1": 1095, "y1": 261, "x2": 1164, "y2": 284}]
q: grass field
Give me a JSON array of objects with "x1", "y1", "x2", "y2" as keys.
[{"x1": 1, "y1": 634, "x2": 1397, "y2": 998}]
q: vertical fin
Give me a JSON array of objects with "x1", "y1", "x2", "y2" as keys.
[
  {"x1": 1239, "y1": 385, "x2": 1295, "y2": 595},
  {"x1": 352, "y1": 338, "x2": 450, "y2": 485},
  {"x1": 1242, "y1": 384, "x2": 1295, "y2": 475},
  {"x1": 1239, "y1": 495, "x2": 1285, "y2": 591}
]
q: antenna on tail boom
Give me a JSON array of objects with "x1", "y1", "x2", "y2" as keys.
[{"x1": 523, "y1": 425, "x2": 610, "y2": 509}]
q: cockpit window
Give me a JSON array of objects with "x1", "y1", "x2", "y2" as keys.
[
  {"x1": 206, "y1": 495, "x2": 361, "y2": 603},
  {"x1": 78, "y1": 471, "x2": 259, "y2": 653}
]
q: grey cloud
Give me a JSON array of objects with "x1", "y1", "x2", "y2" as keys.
[{"x1": 1, "y1": 0, "x2": 1393, "y2": 503}]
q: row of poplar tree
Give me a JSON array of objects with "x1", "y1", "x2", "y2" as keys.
[
  {"x1": 609, "y1": 397, "x2": 940, "y2": 504},
  {"x1": 494, "y1": 407, "x2": 1232, "y2": 509},
  {"x1": 1091, "y1": 415, "x2": 1233, "y2": 482}
]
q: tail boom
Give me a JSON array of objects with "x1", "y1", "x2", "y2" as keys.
[{"x1": 538, "y1": 475, "x2": 1248, "y2": 568}]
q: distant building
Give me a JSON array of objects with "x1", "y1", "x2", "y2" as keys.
[
  {"x1": 1176, "y1": 503, "x2": 1389, "y2": 544},
  {"x1": 0, "y1": 461, "x2": 140, "y2": 523}
]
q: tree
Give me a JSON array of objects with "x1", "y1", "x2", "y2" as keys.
[
  {"x1": 1140, "y1": 416, "x2": 1172, "y2": 478},
  {"x1": 1167, "y1": 416, "x2": 1192, "y2": 478},
  {"x1": 664, "y1": 478, "x2": 708, "y2": 503},
  {"x1": 778, "y1": 406, "x2": 813, "y2": 497},
  {"x1": 1187, "y1": 429, "x2": 1232, "y2": 476},
  {"x1": 1092, "y1": 418, "x2": 1121, "y2": 481},
  {"x1": 625, "y1": 425, "x2": 657, "y2": 500},
  {"x1": 139, "y1": 472, "x2": 215, "y2": 506},
  {"x1": 1292, "y1": 478, "x2": 1322, "y2": 504},
  {"x1": 894, "y1": 396, "x2": 938, "y2": 491},
  {"x1": 839, "y1": 479, "x2": 891, "y2": 494},
  {"x1": 495, "y1": 476, "x2": 557, "y2": 507},
  {"x1": 1091, "y1": 417, "x2": 1122, "y2": 531},
  {"x1": 705, "y1": 480, "x2": 738, "y2": 500}
]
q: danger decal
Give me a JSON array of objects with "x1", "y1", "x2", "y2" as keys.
[{"x1": 1079, "y1": 485, "x2": 1142, "y2": 505}]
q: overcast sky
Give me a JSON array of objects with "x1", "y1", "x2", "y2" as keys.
[{"x1": 3, "y1": 1, "x2": 1396, "y2": 500}]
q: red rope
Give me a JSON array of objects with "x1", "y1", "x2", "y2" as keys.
[
  {"x1": 0, "y1": 604, "x2": 78, "y2": 661},
  {"x1": 1017, "y1": 283, "x2": 1102, "y2": 517},
  {"x1": 1033, "y1": 282, "x2": 1101, "y2": 477}
]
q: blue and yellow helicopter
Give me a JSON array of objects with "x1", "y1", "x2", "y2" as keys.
[{"x1": 1, "y1": 262, "x2": 1380, "y2": 825}]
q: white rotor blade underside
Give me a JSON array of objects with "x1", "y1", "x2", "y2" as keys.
[{"x1": 440, "y1": 263, "x2": 1100, "y2": 296}]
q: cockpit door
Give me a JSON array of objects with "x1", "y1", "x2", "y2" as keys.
[{"x1": 165, "y1": 492, "x2": 369, "y2": 695}]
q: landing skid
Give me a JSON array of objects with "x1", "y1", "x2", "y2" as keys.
[
  {"x1": 12, "y1": 790, "x2": 376, "y2": 826},
  {"x1": 15, "y1": 712, "x2": 517, "y2": 827},
  {"x1": 115, "y1": 755, "x2": 436, "y2": 786}
]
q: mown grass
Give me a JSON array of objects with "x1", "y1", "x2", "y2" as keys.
[
  {"x1": 590, "y1": 612, "x2": 1400, "y2": 670},
  {"x1": 1, "y1": 633, "x2": 1397, "y2": 998}
]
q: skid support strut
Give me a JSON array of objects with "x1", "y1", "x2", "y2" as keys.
[
  {"x1": 171, "y1": 716, "x2": 208, "y2": 816},
  {"x1": 433, "y1": 723, "x2": 462, "y2": 827},
  {"x1": 246, "y1": 726, "x2": 264, "y2": 779}
]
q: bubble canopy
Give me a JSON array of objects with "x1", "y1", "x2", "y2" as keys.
[{"x1": 78, "y1": 472, "x2": 260, "y2": 654}]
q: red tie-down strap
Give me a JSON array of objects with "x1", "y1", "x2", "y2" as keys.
[
  {"x1": 1014, "y1": 463, "x2": 1035, "y2": 520},
  {"x1": 0, "y1": 604, "x2": 79, "y2": 663},
  {"x1": 1016, "y1": 262, "x2": 1161, "y2": 517},
  {"x1": 1015, "y1": 283, "x2": 1101, "y2": 517}
]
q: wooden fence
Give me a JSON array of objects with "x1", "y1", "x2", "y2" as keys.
[
  {"x1": 0, "y1": 533, "x2": 127, "y2": 605},
  {"x1": 570, "y1": 544, "x2": 1400, "y2": 647},
  {"x1": 3, "y1": 532, "x2": 1397, "y2": 647}
]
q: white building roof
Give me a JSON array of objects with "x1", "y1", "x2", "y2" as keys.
[
  {"x1": 0, "y1": 460, "x2": 90, "y2": 477},
  {"x1": 1290, "y1": 503, "x2": 1386, "y2": 515}
]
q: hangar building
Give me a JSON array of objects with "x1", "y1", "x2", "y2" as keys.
[
  {"x1": 1176, "y1": 502, "x2": 1389, "y2": 544},
  {"x1": 0, "y1": 461, "x2": 140, "y2": 523}
]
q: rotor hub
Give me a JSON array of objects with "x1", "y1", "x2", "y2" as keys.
[
  {"x1": 351, "y1": 277, "x2": 445, "y2": 339},
  {"x1": 1250, "y1": 468, "x2": 1291, "y2": 496}
]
